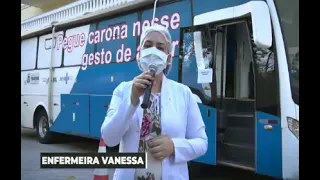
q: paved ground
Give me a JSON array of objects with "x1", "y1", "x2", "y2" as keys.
[
  {"x1": 21, "y1": 128, "x2": 113, "y2": 180},
  {"x1": 22, "y1": 128, "x2": 276, "y2": 180}
]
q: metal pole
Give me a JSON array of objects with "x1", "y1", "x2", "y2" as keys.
[{"x1": 48, "y1": 23, "x2": 56, "y2": 124}]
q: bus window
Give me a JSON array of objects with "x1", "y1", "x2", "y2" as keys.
[
  {"x1": 21, "y1": 37, "x2": 38, "y2": 70},
  {"x1": 274, "y1": 0, "x2": 299, "y2": 105},
  {"x1": 180, "y1": 28, "x2": 215, "y2": 106},
  {"x1": 247, "y1": 20, "x2": 280, "y2": 117}
]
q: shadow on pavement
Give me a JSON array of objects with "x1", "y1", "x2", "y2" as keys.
[
  {"x1": 189, "y1": 161, "x2": 280, "y2": 180},
  {"x1": 21, "y1": 128, "x2": 99, "y2": 152}
]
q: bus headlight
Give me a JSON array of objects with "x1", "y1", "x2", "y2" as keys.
[{"x1": 287, "y1": 117, "x2": 299, "y2": 140}]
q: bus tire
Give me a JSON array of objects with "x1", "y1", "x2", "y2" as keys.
[{"x1": 35, "y1": 110, "x2": 54, "y2": 144}]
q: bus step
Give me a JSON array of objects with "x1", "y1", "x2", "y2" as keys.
[
  {"x1": 218, "y1": 142, "x2": 255, "y2": 168},
  {"x1": 222, "y1": 142, "x2": 254, "y2": 150},
  {"x1": 222, "y1": 98, "x2": 255, "y2": 114},
  {"x1": 226, "y1": 115, "x2": 255, "y2": 128},
  {"x1": 217, "y1": 160, "x2": 255, "y2": 172},
  {"x1": 227, "y1": 113, "x2": 254, "y2": 118},
  {"x1": 223, "y1": 127, "x2": 255, "y2": 146}
]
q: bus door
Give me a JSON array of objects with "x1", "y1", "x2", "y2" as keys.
[
  {"x1": 178, "y1": 25, "x2": 217, "y2": 165},
  {"x1": 179, "y1": 19, "x2": 258, "y2": 170},
  {"x1": 214, "y1": 20, "x2": 256, "y2": 171}
]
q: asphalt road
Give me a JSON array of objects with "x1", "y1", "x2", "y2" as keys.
[
  {"x1": 21, "y1": 128, "x2": 111, "y2": 180},
  {"x1": 21, "y1": 128, "x2": 276, "y2": 180}
]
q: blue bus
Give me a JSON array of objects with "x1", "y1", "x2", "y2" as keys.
[{"x1": 21, "y1": 0, "x2": 299, "y2": 179}]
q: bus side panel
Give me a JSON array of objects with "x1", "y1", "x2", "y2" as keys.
[
  {"x1": 89, "y1": 95, "x2": 112, "y2": 138},
  {"x1": 51, "y1": 67, "x2": 82, "y2": 122},
  {"x1": 70, "y1": 13, "x2": 139, "y2": 95},
  {"x1": 49, "y1": 24, "x2": 95, "y2": 134},
  {"x1": 25, "y1": 31, "x2": 68, "y2": 131},
  {"x1": 21, "y1": 37, "x2": 39, "y2": 128},
  {"x1": 21, "y1": 94, "x2": 44, "y2": 128},
  {"x1": 256, "y1": 112, "x2": 282, "y2": 179},
  {"x1": 50, "y1": 94, "x2": 90, "y2": 135},
  {"x1": 194, "y1": 104, "x2": 217, "y2": 165},
  {"x1": 21, "y1": 69, "x2": 50, "y2": 129}
]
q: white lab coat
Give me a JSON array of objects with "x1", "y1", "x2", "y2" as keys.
[{"x1": 101, "y1": 75, "x2": 208, "y2": 180}]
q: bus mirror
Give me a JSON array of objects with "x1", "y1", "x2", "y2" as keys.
[{"x1": 250, "y1": 2, "x2": 272, "y2": 49}]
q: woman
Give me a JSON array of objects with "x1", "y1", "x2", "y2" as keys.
[{"x1": 101, "y1": 24, "x2": 208, "y2": 180}]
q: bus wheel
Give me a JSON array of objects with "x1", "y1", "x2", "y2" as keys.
[{"x1": 36, "y1": 110, "x2": 53, "y2": 144}]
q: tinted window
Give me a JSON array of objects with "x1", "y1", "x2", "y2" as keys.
[
  {"x1": 274, "y1": 0, "x2": 299, "y2": 105},
  {"x1": 181, "y1": 29, "x2": 215, "y2": 106},
  {"x1": 247, "y1": 21, "x2": 280, "y2": 116}
]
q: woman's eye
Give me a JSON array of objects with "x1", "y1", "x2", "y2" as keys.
[
  {"x1": 157, "y1": 47, "x2": 164, "y2": 51},
  {"x1": 143, "y1": 44, "x2": 152, "y2": 48}
]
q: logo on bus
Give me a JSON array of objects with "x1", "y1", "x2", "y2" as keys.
[
  {"x1": 25, "y1": 73, "x2": 39, "y2": 85},
  {"x1": 42, "y1": 77, "x2": 57, "y2": 84},
  {"x1": 60, "y1": 72, "x2": 72, "y2": 84}
]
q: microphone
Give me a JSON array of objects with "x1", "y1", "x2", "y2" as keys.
[{"x1": 141, "y1": 65, "x2": 157, "y2": 109}]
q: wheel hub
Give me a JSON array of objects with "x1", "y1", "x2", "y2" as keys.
[{"x1": 38, "y1": 116, "x2": 48, "y2": 138}]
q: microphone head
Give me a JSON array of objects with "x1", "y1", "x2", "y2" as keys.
[{"x1": 148, "y1": 64, "x2": 158, "y2": 73}]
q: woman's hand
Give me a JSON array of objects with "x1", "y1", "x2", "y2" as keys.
[
  {"x1": 131, "y1": 72, "x2": 154, "y2": 106},
  {"x1": 148, "y1": 135, "x2": 175, "y2": 160}
]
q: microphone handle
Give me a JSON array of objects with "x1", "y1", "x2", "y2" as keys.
[{"x1": 141, "y1": 71, "x2": 155, "y2": 109}]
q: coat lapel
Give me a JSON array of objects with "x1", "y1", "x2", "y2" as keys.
[
  {"x1": 160, "y1": 75, "x2": 172, "y2": 136},
  {"x1": 160, "y1": 75, "x2": 171, "y2": 111}
]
